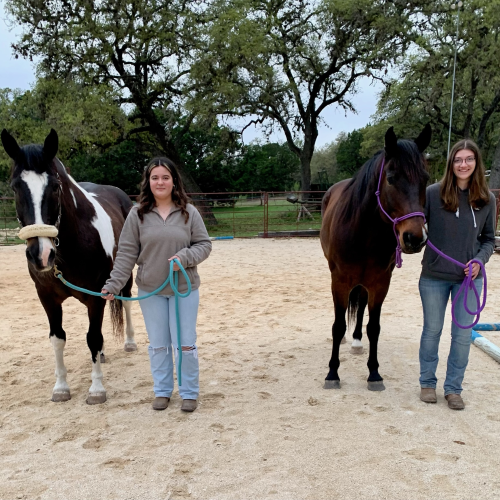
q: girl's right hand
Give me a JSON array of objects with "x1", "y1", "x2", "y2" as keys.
[{"x1": 101, "y1": 289, "x2": 115, "y2": 301}]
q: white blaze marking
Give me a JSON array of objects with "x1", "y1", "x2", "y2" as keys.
[
  {"x1": 20, "y1": 171, "x2": 48, "y2": 224},
  {"x1": 20, "y1": 171, "x2": 54, "y2": 266},
  {"x1": 68, "y1": 176, "x2": 115, "y2": 259}
]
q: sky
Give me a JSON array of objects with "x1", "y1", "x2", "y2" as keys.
[{"x1": 0, "y1": 2, "x2": 384, "y2": 148}]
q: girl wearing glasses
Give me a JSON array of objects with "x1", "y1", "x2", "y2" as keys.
[{"x1": 419, "y1": 139, "x2": 496, "y2": 410}]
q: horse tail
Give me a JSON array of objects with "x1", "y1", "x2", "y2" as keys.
[
  {"x1": 109, "y1": 299, "x2": 124, "y2": 342},
  {"x1": 347, "y1": 285, "x2": 363, "y2": 329}
]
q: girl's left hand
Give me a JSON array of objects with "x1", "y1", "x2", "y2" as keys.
[
  {"x1": 464, "y1": 261, "x2": 480, "y2": 279},
  {"x1": 169, "y1": 255, "x2": 181, "y2": 271}
]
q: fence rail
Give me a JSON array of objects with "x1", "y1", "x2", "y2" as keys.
[{"x1": 2, "y1": 189, "x2": 500, "y2": 245}]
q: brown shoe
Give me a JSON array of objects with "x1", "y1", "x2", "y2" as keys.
[
  {"x1": 445, "y1": 393, "x2": 465, "y2": 410},
  {"x1": 420, "y1": 388, "x2": 437, "y2": 403},
  {"x1": 152, "y1": 397, "x2": 170, "y2": 410},
  {"x1": 181, "y1": 399, "x2": 198, "y2": 412}
]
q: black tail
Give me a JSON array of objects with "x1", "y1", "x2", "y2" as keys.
[
  {"x1": 347, "y1": 285, "x2": 364, "y2": 329},
  {"x1": 109, "y1": 299, "x2": 124, "y2": 342}
]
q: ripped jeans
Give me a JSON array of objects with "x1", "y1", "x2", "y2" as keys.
[{"x1": 138, "y1": 288, "x2": 200, "y2": 400}]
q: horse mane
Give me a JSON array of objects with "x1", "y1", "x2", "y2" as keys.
[{"x1": 338, "y1": 140, "x2": 427, "y2": 229}]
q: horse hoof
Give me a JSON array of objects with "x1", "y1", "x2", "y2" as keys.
[
  {"x1": 51, "y1": 391, "x2": 71, "y2": 402},
  {"x1": 324, "y1": 380, "x2": 341, "y2": 389},
  {"x1": 367, "y1": 381, "x2": 386, "y2": 391},
  {"x1": 86, "y1": 392, "x2": 107, "y2": 405},
  {"x1": 350, "y1": 346, "x2": 364, "y2": 354},
  {"x1": 124, "y1": 342, "x2": 138, "y2": 352},
  {"x1": 100, "y1": 353, "x2": 106, "y2": 363},
  {"x1": 340, "y1": 336, "x2": 346, "y2": 344}
]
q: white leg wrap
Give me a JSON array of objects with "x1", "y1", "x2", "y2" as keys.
[
  {"x1": 89, "y1": 352, "x2": 106, "y2": 396},
  {"x1": 51, "y1": 336, "x2": 70, "y2": 395}
]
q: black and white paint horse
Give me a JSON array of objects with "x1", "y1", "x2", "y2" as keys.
[{"x1": 1, "y1": 129, "x2": 136, "y2": 404}]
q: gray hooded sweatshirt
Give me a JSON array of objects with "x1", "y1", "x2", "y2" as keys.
[
  {"x1": 104, "y1": 203, "x2": 212, "y2": 296},
  {"x1": 421, "y1": 182, "x2": 496, "y2": 282}
]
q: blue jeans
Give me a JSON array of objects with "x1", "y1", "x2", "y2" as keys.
[
  {"x1": 138, "y1": 288, "x2": 200, "y2": 400},
  {"x1": 419, "y1": 276, "x2": 483, "y2": 396}
]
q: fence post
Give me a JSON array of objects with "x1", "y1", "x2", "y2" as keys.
[{"x1": 263, "y1": 191, "x2": 268, "y2": 238}]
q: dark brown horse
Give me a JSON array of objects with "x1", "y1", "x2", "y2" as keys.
[
  {"x1": 320, "y1": 125, "x2": 431, "y2": 391},
  {"x1": 1, "y1": 129, "x2": 137, "y2": 404}
]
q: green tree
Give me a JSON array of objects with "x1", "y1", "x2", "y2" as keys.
[
  {"x1": 232, "y1": 143, "x2": 300, "y2": 192},
  {"x1": 0, "y1": 78, "x2": 128, "y2": 186},
  {"x1": 336, "y1": 129, "x2": 369, "y2": 179},
  {"x1": 195, "y1": 0, "x2": 427, "y2": 196},
  {"x1": 5, "y1": 0, "x2": 211, "y2": 193},
  {"x1": 310, "y1": 140, "x2": 339, "y2": 189},
  {"x1": 365, "y1": 0, "x2": 500, "y2": 186}
]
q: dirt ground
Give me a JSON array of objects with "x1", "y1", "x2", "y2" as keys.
[{"x1": 0, "y1": 239, "x2": 499, "y2": 500}]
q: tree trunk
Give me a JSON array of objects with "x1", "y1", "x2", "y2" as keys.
[{"x1": 488, "y1": 138, "x2": 500, "y2": 190}]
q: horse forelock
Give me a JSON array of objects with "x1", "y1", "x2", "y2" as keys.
[{"x1": 389, "y1": 140, "x2": 428, "y2": 184}]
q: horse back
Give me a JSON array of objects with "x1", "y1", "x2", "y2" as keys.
[{"x1": 79, "y1": 183, "x2": 133, "y2": 222}]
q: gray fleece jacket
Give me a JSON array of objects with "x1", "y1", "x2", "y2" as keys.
[
  {"x1": 104, "y1": 203, "x2": 212, "y2": 296},
  {"x1": 421, "y1": 183, "x2": 496, "y2": 282}
]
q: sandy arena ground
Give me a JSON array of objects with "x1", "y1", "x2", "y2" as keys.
[{"x1": 0, "y1": 239, "x2": 499, "y2": 500}]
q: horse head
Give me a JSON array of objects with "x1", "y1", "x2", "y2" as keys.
[
  {"x1": 1, "y1": 129, "x2": 62, "y2": 272},
  {"x1": 380, "y1": 124, "x2": 431, "y2": 254}
]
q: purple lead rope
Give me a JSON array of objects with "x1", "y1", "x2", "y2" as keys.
[{"x1": 376, "y1": 158, "x2": 487, "y2": 329}]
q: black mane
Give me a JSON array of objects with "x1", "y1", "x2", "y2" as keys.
[{"x1": 339, "y1": 140, "x2": 427, "y2": 227}]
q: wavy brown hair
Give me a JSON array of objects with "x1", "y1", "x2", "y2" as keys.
[
  {"x1": 440, "y1": 139, "x2": 490, "y2": 212},
  {"x1": 137, "y1": 157, "x2": 190, "y2": 223}
]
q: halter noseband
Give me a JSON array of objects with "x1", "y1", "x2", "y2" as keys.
[{"x1": 375, "y1": 157, "x2": 426, "y2": 268}]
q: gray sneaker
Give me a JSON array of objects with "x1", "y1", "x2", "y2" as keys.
[
  {"x1": 181, "y1": 399, "x2": 198, "y2": 412},
  {"x1": 420, "y1": 388, "x2": 437, "y2": 403},
  {"x1": 152, "y1": 397, "x2": 170, "y2": 410}
]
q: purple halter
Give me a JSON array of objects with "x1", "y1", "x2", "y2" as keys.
[
  {"x1": 375, "y1": 158, "x2": 425, "y2": 268},
  {"x1": 375, "y1": 157, "x2": 487, "y2": 329}
]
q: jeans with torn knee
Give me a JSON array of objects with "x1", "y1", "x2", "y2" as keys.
[{"x1": 138, "y1": 288, "x2": 200, "y2": 400}]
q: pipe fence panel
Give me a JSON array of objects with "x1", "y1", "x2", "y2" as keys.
[{"x1": 2, "y1": 189, "x2": 499, "y2": 244}]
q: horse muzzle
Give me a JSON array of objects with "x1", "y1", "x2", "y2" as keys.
[{"x1": 26, "y1": 237, "x2": 56, "y2": 272}]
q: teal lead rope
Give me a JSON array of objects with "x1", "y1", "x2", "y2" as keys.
[{"x1": 53, "y1": 259, "x2": 191, "y2": 385}]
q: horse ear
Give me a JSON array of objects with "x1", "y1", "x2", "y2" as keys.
[
  {"x1": 1, "y1": 129, "x2": 21, "y2": 160},
  {"x1": 414, "y1": 123, "x2": 432, "y2": 153},
  {"x1": 384, "y1": 126, "x2": 398, "y2": 157},
  {"x1": 43, "y1": 129, "x2": 59, "y2": 161}
]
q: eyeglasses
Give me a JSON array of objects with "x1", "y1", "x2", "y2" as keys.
[{"x1": 453, "y1": 156, "x2": 475, "y2": 166}]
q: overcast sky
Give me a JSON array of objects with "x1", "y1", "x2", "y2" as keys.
[{"x1": 0, "y1": 2, "x2": 384, "y2": 148}]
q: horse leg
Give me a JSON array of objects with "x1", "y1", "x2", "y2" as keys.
[
  {"x1": 122, "y1": 274, "x2": 137, "y2": 352},
  {"x1": 365, "y1": 283, "x2": 390, "y2": 391},
  {"x1": 324, "y1": 288, "x2": 348, "y2": 389},
  {"x1": 86, "y1": 299, "x2": 107, "y2": 404},
  {"x1": 351, "y1": 287, "x2": 368, "y2": 355},
  {"x1": 38, "y1": 294, "x2": 71, "y2": 402}
]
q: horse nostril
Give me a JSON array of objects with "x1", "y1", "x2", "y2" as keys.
[{"x1": 403, "y1": 231, "x2": 422, "y2": 248}]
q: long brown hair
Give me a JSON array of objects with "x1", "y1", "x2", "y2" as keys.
[
  {"x1": 137, "y1": 157, "x2": 190, "y2": 223},
  {"x1": 440, "y1": 139, "x2": 490, "y2": 211}
]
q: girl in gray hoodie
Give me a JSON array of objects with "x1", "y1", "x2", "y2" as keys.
[
  {"x1": 102, "y1": 157, "x2": 212, "y2": 412},
  {"x1": 419, "y1": 139, "x2": 496, "y2": 410}
]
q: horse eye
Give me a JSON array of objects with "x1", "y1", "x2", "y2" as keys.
[{"x1": 386, "y1": 176, "x2": 395, "y2": 185}]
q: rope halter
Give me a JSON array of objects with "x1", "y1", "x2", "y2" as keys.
[{"x1": 375, "y1": 157, "x2": 425, "y2": 268}]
